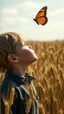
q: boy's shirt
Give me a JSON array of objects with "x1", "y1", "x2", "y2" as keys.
[{"x1": 1, "y1": 72, "x2": 39, "y2": 114}]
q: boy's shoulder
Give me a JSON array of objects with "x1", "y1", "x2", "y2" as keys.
[
  {"x1": 1, "y1": 72, "x2": 20, "y2": 97},
  {"x1": 1, "y1": 71, "x2": 24, "y2": 90},
  {"x1": 1, "y1": 76, "x2": 17, "y2": 96}
]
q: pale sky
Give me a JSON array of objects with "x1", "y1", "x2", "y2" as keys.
[{"x1": 0, "y1": 0, "x2": 64, "y2": 41}]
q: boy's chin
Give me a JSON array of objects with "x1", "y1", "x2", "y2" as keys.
[
  {"x1": 34, "y1": 56, "x2": 38, "y2": 61},
  {"x1": 35, "y1": 55, "x2": 38, "y2": 60},
  {"x1": 26, "y1": 58, "x2": 37, "y2": 66},
  {"x1": 30, "y1": 57, "x2": 38, "y2": 64}
]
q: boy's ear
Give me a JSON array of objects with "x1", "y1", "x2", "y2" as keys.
[{"x1": 8, "y1": 54, "x2": 18, "y2": 63}]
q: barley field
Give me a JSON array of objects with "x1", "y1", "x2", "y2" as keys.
[{"x1": 1, "y1": 41, "x2": 64, "y2": 114}]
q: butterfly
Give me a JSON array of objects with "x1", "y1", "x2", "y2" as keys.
[{"x1": 33, "y1": 6, "x2": 48, "y2": 25}]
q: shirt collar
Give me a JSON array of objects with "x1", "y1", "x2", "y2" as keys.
[
  {"x1": 25, "y1": 72, "x2": 35, "y2": 84},
  {"x1": 5, "y1": 71, "x2": 34, "y2": 85}
]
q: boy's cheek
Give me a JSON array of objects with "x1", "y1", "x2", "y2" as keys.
[
  {"x1": 18, "y1": 52, "x2": 37, "y2": 64},
  {"x1": 16, "y1": 48, "x2": 38, "y2": 63}
]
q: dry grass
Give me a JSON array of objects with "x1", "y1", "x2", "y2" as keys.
[
  {"x1": 1, "y1": 40, "x2": 64, "y2": 114},
  {"x1": 27, "y1": 41, "x2": 64, "y2": 114}
]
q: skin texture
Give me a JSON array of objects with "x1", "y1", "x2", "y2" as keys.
[
  {"x1": 15, "y1": 42, "x2": 38, "y2": 65},
  {"x1": 8, "y1": 41, "x2": 38, "y2": 76}
]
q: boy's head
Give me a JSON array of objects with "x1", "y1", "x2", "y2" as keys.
[{"x1": 0, "y1": 32, "x2": 37, "y2": 71}]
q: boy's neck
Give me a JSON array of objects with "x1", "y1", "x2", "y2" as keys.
[{"x1": 12, "y1": 65, "x2": 27, "y2": 77}]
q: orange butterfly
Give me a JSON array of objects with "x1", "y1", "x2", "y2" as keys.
[{"x1": 33, "y1": 6, "x2": 48, "y2": 25}]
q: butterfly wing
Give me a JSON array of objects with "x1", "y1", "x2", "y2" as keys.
[
  {"x1": 36, "y1": 17, "x2": 48, "y2": 25},
  {"x1": 33, "y1": 6, "x2": 48, "y2": 25}
]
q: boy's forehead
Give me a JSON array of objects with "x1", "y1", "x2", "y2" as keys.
[
  {"x1": 17, "y1": 39, "x2": 25, "y2": 46},
  {"x1": 15, "y1": 40, "x2": 25, "y2": 52},
  {"x1": 18, "y1": 37, "x2": 25, "y2": 43},
  {"x1": 18, "y1": 35, "x2": 24, "y2": 42},
  {"x1": 17, "y1": 35, "x2": 25, "y2": 44}
]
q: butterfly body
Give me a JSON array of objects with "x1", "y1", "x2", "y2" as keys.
[{"x1": 33, "y1": 6, "x2": 48, "y2": 25}]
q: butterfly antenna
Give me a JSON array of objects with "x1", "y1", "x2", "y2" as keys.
[{"x1": 30, "y1": 15, "x2": 34, "y2": 19}]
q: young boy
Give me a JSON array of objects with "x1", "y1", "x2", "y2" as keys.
[{"x1": 1, "y1": 32, "x2": 39, "y2": 114}]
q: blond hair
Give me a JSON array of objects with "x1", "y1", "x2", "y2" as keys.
[{"x1": 0, "y1": 32, "x2": 24, "y2": 71}]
